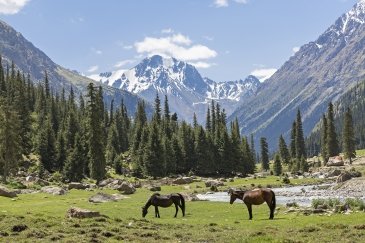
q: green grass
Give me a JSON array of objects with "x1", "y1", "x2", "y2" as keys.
[
  {"x1": 356, "y1": 149, "x2": 365, "y2": 157},
  {"x1": 0, "y1": 176, "x2": 364, "y2": 242}
]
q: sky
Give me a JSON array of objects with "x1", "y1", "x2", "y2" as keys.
[{"x1": 0, "y1": 0, "x2": 360, "y2": 82}]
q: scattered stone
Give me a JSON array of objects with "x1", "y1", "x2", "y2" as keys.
[
  {"x1": 41, "y1": 186, "x2": 67, "y2": 195},
  {"x1": 173, "y1": 177, "x2": 193, "y2": 185},
  {"x1": 18, "y1": 189, "x2": 37, "y2": 194},
  {"x1": 219, "y1": 178, "x2": 227, "y2": 182},
  {"x1": 147, "y1": 185, "x2": 161, "y2": 192},
  {"x1": 25, "y1": 176, "x2": 36, "y2": 182},
  {"x1": 12, "y1": 224, "x2": 28, "y2": 232},
  {"x1": 336, "y1": 171, "x2": 352, "y2": 183},
  {"x1": 67, "y1": 207, "x2": 101, "y2": 218},
  {"x1": 98, "y1": 178, "x2": 114, "y2": 187},
  {"x1": 0, "y1": 186, "x2": 17, "y2": 198},
  {"x1": 327, "y1": 169, "x2": 342, "y2": 178},
  {"x1": 89, "y1": 193, "x2": 120, "y2": 203},
  {"x1": 205, "y1": 180, "x2": 224, "y2": 187},
  {"x1": 327, "y1": 156, "x2": 344, "y2": 166},
  {"x1": 116, "y1": 182, "x2": 136, "y2": 194},
  {"x1": 68, "y1": 182, "x2": 89, "y2": 190}
]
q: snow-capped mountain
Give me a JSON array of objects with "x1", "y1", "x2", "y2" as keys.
[
  {"x1": 89, "y1": 55, "x2": 260, "y2": 122},
  {"x1": 229, "y1": 0, "x2": 365, "y2": 149}
]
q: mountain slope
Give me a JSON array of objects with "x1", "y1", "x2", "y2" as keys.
[
  {"x1": 0, "y1": 19, "x2": 146, "y2": 115},
  {"x1": 229, "y1": 0, "x2": 365, "y2": 149},
  {"x1": 89, "y1": 55, "x2": 260, "y2": 122}
]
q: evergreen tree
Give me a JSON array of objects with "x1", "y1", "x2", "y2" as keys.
[
  {"x1": 0, "y1": 98, "x2": 21, "y2": 182},
  {"x1": 320, "y1": 114, "x2": 328, "y2": 163},
  {"x1": 300, "y1": 156, "x2": 309, "y2": 173},
  {"x1": 86, "y1": 83, "x2": 106, "y2": 182},
  {"x1": 143, "y1": 121, "x2": 164, "y2": 177},
  {"x1": 63, "y1": 133, "x2": 84, "y2": 182},
  {"x1": 273, "y1": 154, "x2": 282, "y2": 176},
  {"x1": 295, "y1": 109, "x2": 306, "y2": 159},
  {"x1": 55, "y1": 131, "x2": 67, "y2": 171},
  {"x1": 37, "y1": 118, "x2": 56, "y2": 172},
  {"x1": 205, "y1": 107, "x2": 211, "y2": 133},
  {"x1": 153, "y1": 93, "x2": 161, "y2": 124},
  {"x1": 250, "y1": 134, "x2": 256, "y2": 163},
  {"x1": 290, "y1": 121, "x2": 296, "y2": 159},
  {"x1": 163, "y1": 95, "x2": 170, "y2": 121},
  {"x1": 260, "y1": 137, "x2": 269, "y2": 171},
  {"x1": 326, "y1": 102, "x2": 339, "y2": 157},
  {"x1": 342, "y1": 108, "x2": 356, "y2": 163},
  {"x1": 278, "y1": 135, "x2": 290, "y2": 164},
  {"x1": 105, "y1": 122, "x2": 120, "y2": 167}
]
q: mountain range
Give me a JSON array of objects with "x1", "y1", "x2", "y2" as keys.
[
  {"x1": 0, "y1": 20, "x2": 148, "y2": 116},
  {"x1": 88, "y1": 55, "x2": 261, "y2": 122}
]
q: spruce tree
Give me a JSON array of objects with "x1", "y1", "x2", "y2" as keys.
[
  {"x1": 326, "y1": 102, "x2": 339, "y2": 157},
  {"x1": 195, "y1": 126, "x2": 214, "y2": 175},
  {"x1": 63, "y1": 133, "x2": 84, "y2": 182},
  {"x1": 143, "y1": 121, "x2": 164, "y2": 177},
  {"x1": 278, "y1": 135, "x2": 290, "y2": 164},
  {"x1": 250, "y1": 134, "x2": 256, "y2": 163},
  {"x1": 320, "y1": 114, "x2": 328, "y2": 163},
  {"x1": 342, "y1": 108, "x2": 356, "y2": 163},
  {"x1": 295, "y1": 109, "x2": 306, "y2": 159},
  {"x1": 260, "y1": 137, "x2": 269, "y2": 171},
  {"x1": 290, "y1": 121, "x2": 296, "y2": 158},
  {"x1": 273, "y1": 154, "x2": 282, "y2": 176}
]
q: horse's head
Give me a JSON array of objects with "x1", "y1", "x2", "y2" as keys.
[
  {"x1": 229, "y1": 192, "x2": 239, "y2": 204},
  {"x1": 141, "y1": 206, "x2": 148, "y2": 218}
]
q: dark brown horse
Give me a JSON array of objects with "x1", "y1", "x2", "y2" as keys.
[
  {"x1": 228, "y1": 188, "x2": 276, "y2": 220},
  {"x1": 142, "y1": 193, "x2": 185, "y2": 218}
]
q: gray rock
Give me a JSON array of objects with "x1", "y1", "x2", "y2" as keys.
[
  {"x1": 68, "y1": 182, "x2": 89, "y2": 190},
  {"x1": 173, "y1": 177, "x2": 193, "y2": 185},
  {"x1": 336, "y1": 171, "x2": 352, "y2": 183},
  {"x1": 148, "y1": 185, "x2": 161, "y2": 192},
  {"x1": 67, "y1": 207, "x2": 101, "y2": 218},
  {"x1": 98, "y1": 178, "x2": 114, "y2": 187},
  {"x1": 116, "y1": 182, "x2": 136, "y2": 194},
  {"x1": 41, "y1": 186, "x2": 67, "y2": 195},
  {"x1": 205, "y1": 180, "x2": 224, "y2": 187},
  {"x1": 0, "y1": 186, "x2": 17, "y2": 198}
]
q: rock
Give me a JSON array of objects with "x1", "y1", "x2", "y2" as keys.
[
  {"x1": 148, "y1": 185, "x2": 161, "y2": 192},
  {"x1": 18, "y1": 189, "x2": 37, "y2": 194},
  {"x1": 327, "y1": 156, "x2": 344, "y2": 166},
  {"x1": 116, "y1": 182, "x2": 136, "y2": 194},
  {"x1": 67, "y1": 207, "x2": 101, "y2": 218},
  {"x1": 336, "y1": 171, "x2": 352, "y2": 183},
  {"x1": 312, "y1": 208, "x2": 327, "y2": 214},
  {"x1": 205, "y1": 180, "x2": 224, "y2": 187},
  {"x1": 286, "y1": 202, "x2": 298, "y2": 208},
  {"x1": 0, "y1": 186, "x2": 17, "y2": 198},
  {"x1": 98, "y1": 178, "x2": 114, "y2": 187},
  {"x1": 219, "y1": 178, "x2": 227, "y2": 182},
  {"x1": 35, "y1": 178, "x2": 50, "y2": 186},
  {"x1": 25, "y1": 176, "x2": 36, "y2": 182},
  {"x1": 173, "y1": 177, "x2": 193, "y2": 185},
  {"x1": 89, "y1": 192, "x2": 119, "y2": 203},
  {"x1": 41, "y1": 186, "x2": 67, "y2": 195},
  {"x1": 68, "y1": 182, "x2": 89, "y2": 190},
  {"x1": 327, "y1": 169, "x2": 342, "y2": 178}
]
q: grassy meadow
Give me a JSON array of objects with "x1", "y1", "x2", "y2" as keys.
[{"x1": 0, "y1": 176, "x2": 365, "y2": 242}]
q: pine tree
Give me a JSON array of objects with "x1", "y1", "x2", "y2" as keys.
[
  {"x1": 37, "y1": 117, "x2": 56, "y2": 172},
  {"x1": 164, "y1": 95, "x2": 170, "y2": 121},
  {"x1": 273, "y1": 154, "x2": 282, "y2": 176},
  {"x1": 205, "y1": 107, "x2": 211, "y2": 133},
  {"x1": 250, "y1": 134, "x2": 256, "y2": 163},
  {"x1": 278, "y1": 135, "x2": 290, "y2": 164},
  {"x1": 320, "y1": 114, "x2": 328, "y2": 163},
  {"x1": 290, "y1": 121, "x2": 296, "y2": 158},
  {"x1": 0, "y1": 98, "x2": 21, "y2": 182},
  {"x1": 55, "y1": 131, "x2": 67, "y2": 171},
  {"x1": 260, "y1": 137, "x2": 269, "y2": 171},
  {"x1": 105, "y1": 122, "x2": 120, "y2": 167},
  {"x1": 231, "y1": 118, "x2": 242, "y2": 172},
  {"x1": 86, "y1": 83, "x2": 106, "y2": 182},
  {"x1": 342, "y1": 108, "x2": 356, "y2": 163},
  {"x1": 326, "y1": 102, "x2": 339, "y2": 157},
  {"x1": 295, "y1": 109, "x2": 306, "y2": 159},
  {"x1": 153, "y1": 93, "x2": 161, "y2": 124},
  {"x1": 63, "y1": 133, "x2": 84, "y2": 182},
  {"x1": 195, "y1": 126, "x2": 214, "y2": 175},
  {"x1": 143, "y1": 121, "x2": 164, "y2": 177}
]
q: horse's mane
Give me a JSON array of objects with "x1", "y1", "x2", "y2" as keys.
[{"x1": 228, "y1": 188, "x2": 246, "y2": 195}]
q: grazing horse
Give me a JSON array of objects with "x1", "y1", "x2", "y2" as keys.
[
  {"x1": 228, "y1": 188, "x2": 276, "y2": 220},
  {"x1": 142, "y1": 193, "x2": 185, "y2": 218}
]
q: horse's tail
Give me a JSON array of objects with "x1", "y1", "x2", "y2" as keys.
[
  {"x1": 177, "y1": 193, "x2": 185, "y2": 216},
  {"x1": 271, "y1": 190, "x2": 276, "y2": 210}
]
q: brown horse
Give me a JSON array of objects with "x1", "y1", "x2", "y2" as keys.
[
  {"x1": 142, "y1": 193, "x2": 185, "y2": 218},
  {"x1": 228, "y1": 188, "x2": 276, "y2": 220}
]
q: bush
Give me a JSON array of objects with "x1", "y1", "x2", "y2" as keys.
[
  {"x1": 7, "y1": 180, "x2": 26, "y2": 189},
  {"x1": 282, "y1": 174, "x2": 290, "y2": 184},
  {"x1": 345, "y1": 198, "x2": 365, "y2": 211},
  {"x1": 348, "y1": 168, "x2": 362, "y2": 178},
  {"x1": 49, "y1": 171, "x2": 62, "y2": 183},
  {"x1": 312, "y1": 198, "x2": 341, "y2": 209}
]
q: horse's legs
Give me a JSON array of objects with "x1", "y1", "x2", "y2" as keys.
[
  {"x1": 154, "y1": 206, "x2": 160, "y2": 218},
  {"x1": 246, "y1": 203, "x2": 253, "y2": 220},
  {"x1": 266, "y1": 200, "x2": 274, "y2": 219},
  {"x1": 178, "y1": 203, "x2": 185, "y2": 217},
  {"x1": 174, "y1": 203, "x2": 178, "y2": 218}
]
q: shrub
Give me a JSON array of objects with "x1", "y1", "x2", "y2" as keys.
[
  {"x1": 282, "y1": 174, "x2": 290, "y2": 184},
  {"x1": 312, "y1": 198, "x2": 341, "y2": 209},
  {"x1": 345, "y1": 198, "x2": 365, "y2": 211},
  {"x1": 49, "y1": 171, "x2": 62, "y2": 183}
]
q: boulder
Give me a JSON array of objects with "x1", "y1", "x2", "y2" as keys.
[
  {"x1": 219, "y1": 178, "x2": 227, "y2": 182},
  {"x1": 25, "y1": 176, "x2": 36, "y2": 182},
  {"x1": 173, "y1": 177, "x2": 193, "y2": 185},
  {"x1": 98, "y1": 178, "x2": 114, "y2": 187},
  {"x1": 336, "y1": 171, "x2": 352, "y2": 183},
  {"x1": 67, "y1": 207, "x2": 101, "y2": 218},
  {"x1": 68, "y1": 182, "x2": 89, "y2": 190},
  {"x1": 116, "y1": 182, "x2": 136, "y2": 194},
  {"x1": 326, "y1": 169, "x2": 342, "y2": 178},
  {"x1": 89, "y1": 192, "x2": 119, "y2": 203},
  {"x1": 41, "y1": 186, "x2": 67, "y2": 195},
  {"x1": 0, "y1": 186, "x2": 17, "y2": 198},
  {"x1": 34, "y1": 178, "x2": 50, "y2": 186},
  {"x1": 327, "y1": 156, "x2": 344, "y2": 166},
  {"x1": 205, "y1": 180, "x2": 224, "y2": 187},
  {"x1": 147, "y1": 185, "x2": 161, "y2": 192}
]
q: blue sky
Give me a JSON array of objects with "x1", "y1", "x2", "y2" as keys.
[{"x1": 0, "y1": 0, "x2": 359, "y2": 82}]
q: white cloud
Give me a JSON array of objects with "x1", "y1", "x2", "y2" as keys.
[
  {"x1": 87, "y1": 65, "x2": 99, "y2": 73},
  {"x1": 0, "y1": 0, "x2": 29, "y2": 14},
  {"x1": 161, "y1": 28, "x2": 174, "y2": 34},
  {"x1": 292, "y1": 46, "x2": 300, "y2": 53},
  {"x1": 250, "y1": 68, "x2": 277, "y2": 82},
  {"x1": 189, "y1": 62, "x2": 216, "y2": 69},
  {"x1": 213, "y1": 0, "x2": 247, "y2": 7},
  {"x1": 91, "y1": 47, "x2": 102, "y2": 55},
  {"x1": 134, "y1": 33, "x2": 217, "y2": 62},
  {"x1": 123, "y1": 45, "x2": 133, "y2": 50},
  {"x1": 114, "y1": 59, "x2": 135, "y2": 68}
]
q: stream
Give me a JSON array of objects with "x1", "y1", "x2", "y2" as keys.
[{"x1": 196, "y1": 183, "x2": 365, "y2": 206}]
